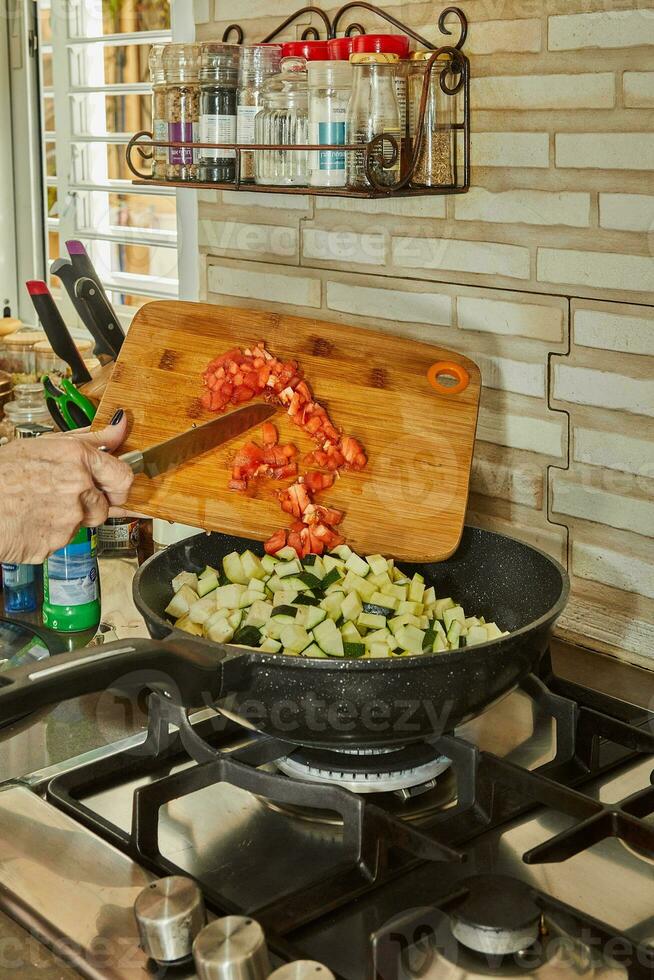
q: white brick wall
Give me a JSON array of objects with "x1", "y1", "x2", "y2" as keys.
[
  {"x1": 574, "y1": 308, "x2": 654, "y2": 356},
  {"x1": 302, "y1": 228, "x2": 386, "y2": 267},
  {"x1": 455, "y1": 188, "x2": 590, "y2": 227},
  {"x1": 393, "y1": 237, "x2": 531, "y2": 280},
  {"x1": 553, "y1": 480, "x2": 654, "y2": 538},
  {"x1": 553, "y1": 364, "x2": 654, "y2": 418},
  {"x1": 316, "y1": 196, "x2": 446, "y2": 220},
  {"x1": 472, "y1": 132, "x2": 550, "y2": 169},
  {"x1": 199, "y1": 219, "x2": 298, "y2": 260},
  {"x1": 477, "y1": 404, "x2": 565, "y2": 458},
  {"x1": 221, "y1": 190, "x2": 310, "y2": 211},
  {"x1": 469, "y1": 353, "x2": 545, "y2": 397},
  {"x1": 599, "y1": 194, "x2": 654, "y2": 233},
  {"x1": 207, "y1": 262, "x2": 321, "y2": 309},
  {"x1": 572, "y1": 540, "x2": 654, "y2": 600},
  {"x1": 624, "y1": 72, "x2": 654, "y2": 108},
  {"x1": 325, "y1": 281, "x2": 452, "y2": 327},
  {"x1": 472, "y1": 73, "x2": 614, "y2": 110},
  {"x1": 556, "y1": 134, "x2": 654, "y2": 170},
  {"x1": 537, "y1": 249, "x2": 654, "y2": 295},
  {"x1": 458, "y1": 295, "x2": 564, "y2": 342},
  {"x1": 548, "y1": 9, "x2": 654, "y2": 50},
  {"x1": 574, "y1": 427, "x2": 654, "y2": 477},
  {"x1": 471, "y1": 449, "x2": 543, "y2": 509},
  {"x1": 466, "y1": 18, "x2": 541, "y2": 55}
]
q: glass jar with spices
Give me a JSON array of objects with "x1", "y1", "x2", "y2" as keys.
[
  {"x1": 281, "y1": 40, "x2": 330, "y2": 63},
  {"x1": 34, "y1": 339, "x2": 93, "y2": 382},
  {"x1": 346, "y1": 53, "x2": 402, "y2": 190},
  {"x1": 254, "y1": 57, "x2": 309, "y2": 187},
  {"x1": 2, "y1": 383, "x2": 53, "y2": 441},
  {"x1": 149, "y1": 44, "x2": 168, "y2": 180},
  {"x1": 0, "y1": 330, "x2": 46, "y2": 385},
  {"x1": 198, "y1": 42, "x2": 240, "y2": 184},
  {"x1": 351, "y1": 33, "x2": 411, "y2": 174},
  {"x1": 308, "y1": 60, "x2": 353, "y2": 188},
  {"x1": 408, "y1": 51, "x2": 455, "y2": 188},
  {"x1": 237, "y1": 44, "x2": 282, "y2": 183},
  {"x1": 163, "y1": 43, "x2": 201, "y2": 182}
]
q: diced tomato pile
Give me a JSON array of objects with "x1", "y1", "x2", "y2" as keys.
[{"x1": 201, "y1": 342, "x2": 368, "y2": 558}]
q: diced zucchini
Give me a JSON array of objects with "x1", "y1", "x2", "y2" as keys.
[
  {"x1": 260, "y1": 638, "x2": 282, "y2": 653},
  {"x1": 341, "y1": 591, "x2": 363, "y2": 623},
  {"x1": 345, "y1": 552, "x2": 370, "y2": 577},
  {"x1": 370, "y1": 591, "x2": 398, "y2": 612},
  {"x1": 363, "y1": 627, "x2": 393, "y2": 646},
  {"x1": 237, "y1": 589, "x2": 259, "y2": 609},
  {"x1": 388, "y1": 614, "x2": 421, "y2": 634},
  {"x1": 395, "y1": 625, "x2": 426, "y2": 655},
  {"x1": 261, "y1": 554, "x2": 279, "y2": 573},
  {"x1": 342, "y1": 571, "x2": 376, "y2": 601},
  {"x1": 294, "y1": 594, "x2": 321, "y2": 607},
  {"x1": 298, "y1": 571, "x2": 323, "y2": 590},
  {"x1": 188, "y1": 595, "x2": 217, "y2": 625},
  {"x1": 434, "y1": 597, "x2": 456, "y2": 620},
  {"x1": 282, "y1": 576, "x2": 314, "y2": 593},
  {"x1": 172, "y1": 570, "x2": 199, "y2": 594},
  {"x1": 433, "y1": 633, "x2": 448, "y2": 653},
  {"x1": 271, "y1": 604, "x2": 299, "y2": 624},
  {"x1": 241, "y1": 550, "x2": 266, "y2": 581},
  {"x1": 248, "y1": 578, "x2": 266, "y2": 595},
  {"x1": 245, "y1": 600, "x2": 274, "y2": 628},
  {"x1": 223, "y1": 551, "x2": 248, "y2": 585},
  {"x1": 263, "y1": 619, "x2": 284, "y2": 640},
  {"x1": 368, "y1": 642, "x2": 391, "y2": 659},
  {"x1": 320, "y1": 567, "x2": 343, "y2": 589},
  {"x1": 368, "y1": 571, "x2": 392, "y2": 590},
  {"x1": 466, "y1": 625, "x2": 489, "y2": 647},
  {"x1": 423, "y1": 628, "x2": 437, "y2": 652},
  {"x1": 343, "y1": 642, "x2": 367, "y2": 658},
  {"x1": 313, "y1": 619, "x2": 344, "y2": 657},
  {"x1": 281, "y1": 624, "x2": 312, "y2": 653},
  {"x1": 465, "y1": 616, "x2": 481, "y2": 629},
  {"x1": 273, "y1": 590, "x2": 299, "y2": 607},
  {"x1": 233, "y1": 626, "x2": 263, "y2": 648},
  {"x1": 227, "y1": 609, "x2": 243, "y2": 630},
  {"x1": 276, "y1": 545, "x2": 299, "y2": 561},
  {"x1": 331, "y1": 544, "x2": 352, "y2": 561},
  {"x1": 443, "y1": 605, "x2": 465, "y2": 630},
  {"x1": 382, "y1": 582, "x2": 408, "y2": 602},
  {"x1": 322, "y1": 555, "x2": 345, "y2": 575},
  {"x1": 207, "y1": 617, "x2": 234, "y2": 644},
  {"x1": 341, "y1": 621, "x2": 363, "y2": 644},
  {"x1": 366, "y1": 554, "x2": 388, "y2": 576},
  {"x1": 357, "y1": 612, "x2": 387, "y2": 631},
  {"x1": 422, "y1": 586, "x2": 436, "y2": 607},
  {"x1": 276, "y1": 559, "x2": 302, "y2": 579},
  {"x1": 165, "y1": 584, "x2": 199, "y2": 620},
  {"x1": 409, "y1": 573, "x2": 425, "y2": 603},
  {"x1": 214, "y1": 583, "x2": 247, "y2": 610},
  {"x1": 362, "y1": 601, "x2": 394, "y2": 618},
  {"x1": 398, "y1": 600, "x2": 423, "y2": 616},
  {"x1": 302, "y1": 643, "x2": 328, "y2": 659},
  {"x1": 296, "y1": 605, "x2": 327, "y2": 630},
  {"x1": 321, "y1": 592, "x2": 345, "y2": 622},
  {"x1": 175, "y1": 615, "x2": 204, "y2": 637},
  {"x1": 485, "y1": 622, "x2": 504, "y2": 640},
  {"x1": 447, "y1": 620, "x2": 462, "y2": 649}
]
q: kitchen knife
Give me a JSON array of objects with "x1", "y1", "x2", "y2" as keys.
[
  {"x1": 74, "y1": 276, "x2": 124, "y2": 361},
  {"x1": 66, "y1": 240, "x2": 125, "y2": 345},
  {"x1": 25, "y1": 281, "x2": 92, "y2": 387},
  {"x1": 50, "y1": 258, "x2": 117, "y2": 364},
  {"x1": 119, "y1": 403, "x2": 277, "y2": 478}
]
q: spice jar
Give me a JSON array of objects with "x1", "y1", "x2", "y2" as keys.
[
  {"x1": 346, "y1": 53, "x2": 402, "y2": 190},
  {"x1": 408, "y1": 51, "x2": 455, "y2": 188},
  {"x1": 198, "y1": 42, "x2": 240, "y2": 184},
  {"x1": 34, "y1": 339, "x2": 93, "y2": 381},
  {"x1": 164, "y1": 43, "x2": 201, "y2": 182},
  {"x1": 2, "y1": 383, "x2": 53, "y2": 440},
  {"x1": 328, "y1": 37, "x2": 355, "y2": 61},
  {"x1": 237, "y1": 44, "x2": 282, "y2": 183},
  {"x1": 149, "y1": 43, "x2": 168, "y2": 180},
  {"x1": 0, "y1": 330, "x2": 46, "y2": 385},
  {"x1": 281, "y1": 40, "x2": 330, "y2": 62},
  {"x1": 308, "y1": 60, "x2": 353, "y2": 188},
  {"x1": 255, "y1": 57, "x2": 309, "y2": 187}
]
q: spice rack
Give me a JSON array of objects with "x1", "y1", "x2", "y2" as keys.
[{"x1": 126, "y1": 4, "x2": 470, "y2": 199}]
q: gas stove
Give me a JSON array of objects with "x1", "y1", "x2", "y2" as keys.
[{"x1": 0, "y1": 651, "x2": 652, "y2": 979}]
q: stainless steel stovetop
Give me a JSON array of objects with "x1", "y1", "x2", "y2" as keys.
[{"x1": 0, "y1": 657, "x2": 652, "y2": 979}]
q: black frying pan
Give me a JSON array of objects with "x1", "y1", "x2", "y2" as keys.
[{"x1": 0, "y1": 528, "x2": 568, "y2": 748}]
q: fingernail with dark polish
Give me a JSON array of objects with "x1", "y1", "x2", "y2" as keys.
[{"x1": 110, "y1": 409, "x2": 124, "y2": 426}]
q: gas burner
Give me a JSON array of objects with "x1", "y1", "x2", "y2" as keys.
[
  {"x1": 448, "y1": 875, "x2": 542, "y2": 956},
  {"x1": 276, "y1": 743, "x2": 452, "y2": 796}
]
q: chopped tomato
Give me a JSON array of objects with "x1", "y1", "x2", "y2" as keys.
[
  {"x1": 304, "y1": 503, "x2": 344, "y2": 527},
  {"x1": 304, "y1": 471, "x2": 335, "y2": 493},
  {"x1": 264, "y1": 528, "x2": 287, "y2": 555},
  {"x1": 340, "y1": 436, "x2": 367, "y2": 470},
  {"x1": 228, "y1": 479, "x2": 247, "y2": 492},
  {"x1": 262, "y1": 421, "x2": 278, "y2": 446}
]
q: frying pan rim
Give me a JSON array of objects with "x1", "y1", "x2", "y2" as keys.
[{"x1": 133, "y1": 524, "x2": 570, "y2": 671}]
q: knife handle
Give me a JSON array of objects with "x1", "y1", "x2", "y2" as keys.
[
  {"x1": 120, "y1": 450, "x2": 144, "y2": 475},
  {"x1": 25, "y1": 281, "x2": 92, "y2": 387}
]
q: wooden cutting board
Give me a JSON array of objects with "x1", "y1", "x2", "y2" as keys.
[{"x1": 93, "y1": 301, "x2": 481, "y2": 562}]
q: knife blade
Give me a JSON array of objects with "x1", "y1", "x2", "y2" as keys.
[
  {"x1": 50, "y1": 259, "x2": 117, "y2": 364},
  {"x1": 25, "y1": 281, "x2": 93, "y2": 387},
  {"x1": 119, "y1": 403, "x2": 277, "y2": 479}
]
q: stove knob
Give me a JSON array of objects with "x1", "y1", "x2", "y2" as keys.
[
  {"x1": 134, "y1": 876, "x2": 205, "y2": 965},
  {"x1": 192, "y1": 916, "x2": 270, "y2": 980},
  {"x1": 269, "y1": 963, "x2": 335, "y2": 979}
]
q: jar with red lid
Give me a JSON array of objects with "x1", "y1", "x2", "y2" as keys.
[
  {"x1": 327, "y1": 36, "x2": 354, "y2": 61},
  {"x1": 351, "y1": 34, "x2": 411, "y2": 174},
  {"x1": 281, "y1": 40, "x2": 330, "y2": 62},
  {"x1": 346, "y1": 52, "x2": 402, "y2": 190}
]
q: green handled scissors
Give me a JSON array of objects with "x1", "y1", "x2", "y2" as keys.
[{"x1": 43, "y1": 375, "x2": 97, "y2": 431}]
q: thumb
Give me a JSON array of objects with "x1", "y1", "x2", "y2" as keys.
[{"x1": 73, "y1": 412, "x2": 129, "y2": 453}]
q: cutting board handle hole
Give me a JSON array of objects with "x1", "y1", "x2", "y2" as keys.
[{"x1": 427, "y1": 361, "x2": 470, "y2": 396}]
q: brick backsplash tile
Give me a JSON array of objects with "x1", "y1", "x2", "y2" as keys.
[
  {"x1": 393, "y1": 237, "x2": 531, "y2": 279},
  {"x1": 458, "y1": 295, "x2": 565, "y2": 343},
  {"x1": 556, "y1": 133, "x2": 654, "y2": 170},
  {"x1": 572, "y1": 537, "x2": 654, "y2": 600},
  {"x1": 221, "y1": 190, "x2": 311, "y2": 211},
  {"x1": 472, "y1": 72, "x2": 615, "y2": 110},
  {"x1": 553, "y1": 363, "x2": 654, "y2": 417},
  {"x1": 465, "y1": 352, "x2": 546, "y2": 397},
  {"x1": 573, "y1": 426, "x2": 654, "y2": 478},
  {"x1": 548, "y1": 9, "x2": 654, "y2": 51},
  {"x1": 599, "y1": 193, "x2": 654, "y2": 233},
  {"x1": 466, "y1": 18, "x2": 542, "y2": 55},
  {"x1": 207, "y1": 260, "x2": 321, "y2": 309},
  {"x1": 477, "y1": 391, "x2": 566, "y2": 458},
  {"x1": 303, "y1": 228, "x2": 386, "y2": 267},
  {"x1": 316, "y1": 196, "x2": 446, "y2": 219},
  {"x1": 455, "y1": 188, "x2": 591, "y2": 227},
  {"x1": 472, "y1": 132, "x2": 550, "y2": 169},
  {"x1": 624, "y1": 71, "x2": 654, "y2": 107},
  {"x1": 537, "y1": 248, "x2": 654, "y2": 295},
  {"x1": 573, "y1": 303, "x2": 654, "y2": 356},
  {"x1": 199, "y1": 219, "x2": 298, "y2": 262},
  {"x1": 552, "y1": 471, "x2": 654, "y2": 538},
  {"x1": 470, "y1": 444, "x2": 544, "y2": 509},
  {"x1": 325, "y1": 280, "x2": 452, "y2": 327}
]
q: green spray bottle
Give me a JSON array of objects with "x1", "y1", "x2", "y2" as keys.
[{"x1": 43, "y1": 528, "x2": 101, "y2": 632}]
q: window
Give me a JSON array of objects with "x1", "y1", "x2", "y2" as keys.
[{"x1": 38, "y1": 0, "x2": 178, "y2": 325}]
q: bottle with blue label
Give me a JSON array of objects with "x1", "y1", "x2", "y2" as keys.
[
  {"x1": 308, "y1": 60, "x2": 352, "y2": 188},
  {"x1": 2, "y1": 563, "x2": 37, "y2": 613},
  {"x1": 42, "y1": 528, "x2": 101, "y2": 633}
]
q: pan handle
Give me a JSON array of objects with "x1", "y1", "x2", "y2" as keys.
[{"x1": 0, "y1": 636, "x2": 239, "y2": 726}]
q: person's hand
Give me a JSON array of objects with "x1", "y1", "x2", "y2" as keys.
[{"x1": 0, "y1": 412, "x2": 134, "y2": 564}]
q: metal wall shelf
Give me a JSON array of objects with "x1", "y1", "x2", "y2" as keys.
[{"x1": 127, "y1": 4, "x2": 470, "y2": 200}]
